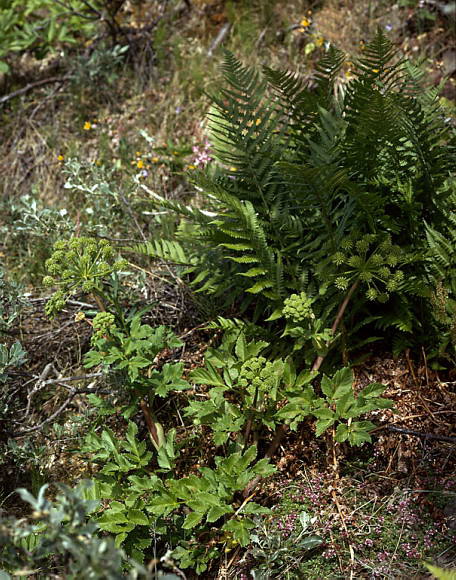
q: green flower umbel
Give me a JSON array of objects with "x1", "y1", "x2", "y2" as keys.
[
  {"x1": 43, "y1": 237, "x2": 127, "y2": 317},
  {"x1": 282, "y1": 292, "x2": 315, "y2": 324}
]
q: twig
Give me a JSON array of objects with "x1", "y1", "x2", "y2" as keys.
[
  {"x1": 34, "y1": 319, "x2": 75, "y2": 339},
  {"x1": 421, "y1": 346, "x2": 430, "y2": 388},
  {"x1": 40, "y1": 372, "x2": 105, "y2": 386},
  {"x1": 29, "y1": 297, "x2": 96, "y2": 310},
  {"x1": 8, "y1": 390, "x2": 79, "y2": 437},
  {"x1": 177, "y1": 322, "x2": 207, "y2": 340},
  {"x1": 51, "y1": 0, "x2": 99, "y2": 20},
  {"x1": 383, "y1": 425, "x2": 456, "y2": 444},
  {"x1": 0, "y1": 76, "x2": 69, "y2": 105},
  {"x1": 207, "y1": 23, "x2": 231, "y2": 58},
  {"x1": 91, "y1": 293, "x2": 106, "y2": 312},
  {"x1": 127, "y1": 261, "x2": 177, "y2": 286},
  {"x1": 24, "y1": 363, "x2": 55, "y2": 418}
]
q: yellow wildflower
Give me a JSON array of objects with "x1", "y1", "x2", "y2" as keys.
[
  {"x1": 57, "y1": 154, "x2": 64, "y2": 162},
  {"x1": 74, "y1": 311, "x2": 86, "y2": 322},
  {"x1": 137, "y1": 159, "x2": 144, "y2": 169},
  {"x1": 300, "y1": 17, "x2": 311, "y2": 28},
  {"x1": 315, "y1": 36, "x2": 325, "y2": 47},
  {"x1": 135, "y1": 151, "x2": 142, "y2": 156},
  {"x1": 230, "y1": 166, "x2": 237, "y2": 172},
  {"x1": 152, "y1": 157, "x2": 159, "y2": 163},
  {"x1": 83, "y1": 121, "x2": 92, "y2": 131},
  {"x1": 372, "y1": 68, "x2": 380, "y2": 73},
  {"x1": 255, "y1": 118, "x2": 261, "y2": 126},
  {"x1": 187, "y1": 164, "x2": 196, "y2": 170}
]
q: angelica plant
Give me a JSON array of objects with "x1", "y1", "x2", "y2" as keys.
[
  {"x1": 43, "y1": 237, "x2": 127, "y2": 318},
  {"x1": 186, "y1": 331, "x2": 316, "y2": 445},
  {"x1": 278, "y1": 367, "x2": 393, "y2": 448},
  {"x1": 332, "y1": 234, "x2": 407, "y2": 303},
  {"x1": 280, "y1": 292, "x2": 334, "y2": 362}
]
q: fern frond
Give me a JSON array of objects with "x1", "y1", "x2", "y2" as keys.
[
  {"x1": 425, "y1": 216, "x2": 456, "y2": 294},
  {"x1": 129, "y1": 240, "x2": 193, "y2": 265},
  {"x1": 208, "y1": 50, "x2": 286, "y2": 206},
  {"x1": 355, "y1": 29, "x2": 400, "y2": 79},
  {"x1": 204, "y1": 317, "x2": 247, "y2": 331},
  {"x1": 140, "y1": 184, "x2": 215, "y2": 225},
  {"x1": 313, "y1": 45, "x2": 345, "y2": 103}
]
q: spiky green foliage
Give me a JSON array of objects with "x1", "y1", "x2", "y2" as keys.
[{"x1": 141, "y1": 30, "x2": 455, "y2": 355}]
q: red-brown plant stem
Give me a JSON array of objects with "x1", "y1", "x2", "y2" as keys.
[
  {"x1": 310, "y1": 280, "x2": 360, "y2": 374},
  {"x1": 91, "y1": 293, "x2": 106, "y2": 312},
  {"x1": 243, "y1": 384, "x2": 260, "y2": 447},
  {"x1": 139, "y1": 398, "x2": 160, "y2": 447},
  {"x1": 243, "y1": 280, "x2": 360, "y2": 497}
]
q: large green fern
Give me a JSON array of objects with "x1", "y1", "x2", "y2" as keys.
[{"x1": 137, "y1": 30, "x2": 455, "y2": 358}]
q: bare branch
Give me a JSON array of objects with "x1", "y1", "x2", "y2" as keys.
[
  {"x1": 384, "y1": 425, "x2": 456, "y2": 444},
  {"x1": 0, "y1": 76, "x2": 69, "y2": 106}
]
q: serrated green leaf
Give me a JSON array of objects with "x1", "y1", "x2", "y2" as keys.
[
  {"x1": 237, "y1": 445, "x2": 257, "y2": 472},
  {"x1": 242, "y1": 502, "x2": 271, "y2": 515},
  {"x1": 330, "y1": 367, "x2": 353, "y2": 400},
  {"x1": 335, "y1": 391, "x2": 356, "y2": 418},
  {"x1": 206, "y1": 504, "x2": 233, "y2": 522},
  {"x1": 315, "y1": 416, "x2": 335, "y2": 437},
  {"x1": 228, "y1": 255, "x2": 259, "y2": 263},
  {"x1": 222, "y1": 518, "x2": 255, "y2": 547},
  {"x1": 146, "y1": 491, "x2": 180, "y2": 516},
  {"x1": 183, "y1": 511, "x2": 204, "y2": 529},
  {"x1": 127, "y1": 509, "x2": 149, "y2": 525},
  {"x1": 296, "y1": 370, "x2": 317, "y2": 388},
  {"x1": 114, "y1": 532, "x2": 127, "y2": 547},
  {"x1": 265, "y1": 307, "x2": 283, "y2": 321},
  {"x1": 219, "y1": 242, "x2": 253, "y2": 251},
  {"x1": 335, "y1": 423, "x2": 349, "y2": 443},
  {"x1": 252, "y1": 457, "x2": 276, "y2": 477},
  {"x1": 238, "y1": 267, "x2": 267, "y2": 277},
  {"x1": 235, "y1": 333, "x2": 247, "y2": 360},
  {"x1": 312, "y1": 407, "x2": 334, "y2": 420},
  {"x1": 190, "y1": 361, "x2": 226, "y2": 387},
  {"x1": 359, "y1": 382, "x2": 387, "y2": 398},
  {"x1": 129, "y1": 475, "x2": 160, "y2": 491},
  {"x1": 320, "y1": 374, "x2": 334, "y2": 399},
  {"x1": 347, "y1": 421, "x2": 375, "y2": 446}
]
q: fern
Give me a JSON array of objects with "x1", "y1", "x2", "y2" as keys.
[
  {"x1": 137, "y1": 30, "x2": 454, "y2": 357},
  {"x1": 130, "y1": 240, "x2": 193, "y2": 266}
]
